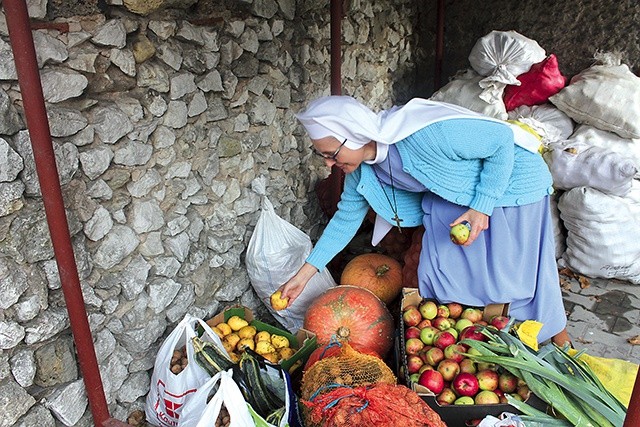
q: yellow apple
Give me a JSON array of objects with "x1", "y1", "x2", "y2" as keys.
[
  {"x1": 450, "y1": 223, "x2": 471, "y2": 245},
  {"x1": 270, "y1": 290, "x2": 289, "y2": 311}
]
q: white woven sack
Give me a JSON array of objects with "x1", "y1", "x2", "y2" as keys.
[
  {"x1": 246, "y1": 177, "x2": 335, "y2": 332},
  {"x1": 558, "y1": 185, "x2": 640, "y2": 284},
  {"x1": 566, "y1": 125, "x2": 640, "y2": 178},
  {"x1": 431, "y1": 69, "x2": 508, "y2": 120},
  {"x1": 468, "y1": 30, "x2": 546, "y2": 103},
  {"x1": 549, "y1": 195, "x2": 566, "y2": 260},
  {"x1": 544, "y1": 141, "x2": 637, "y2": 196},
  {"x1": 508, "y1": 104, "x2": 574, "y2": 145},
  {"x1": 549, "y1": 63, "x2": 640, "y2": 139}
]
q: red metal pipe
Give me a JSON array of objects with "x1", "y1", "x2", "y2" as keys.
[
  {"x1": 434, "y1": 0, "x2": 445, "y2": 92},
  {"x1": 316, "y1": 0, "x2": 345, "y2": 219},
  {"x1": 624, "y1": 367, "x2": 640, "y2": 426},
  {"x1": 3, "y1": 1, "x2": 111, "y2": 426}
]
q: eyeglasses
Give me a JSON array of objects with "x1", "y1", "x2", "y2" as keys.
[{"x1": 315, "y1": 138, "x2": 347, "y2": 161}]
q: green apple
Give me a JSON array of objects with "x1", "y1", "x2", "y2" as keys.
[
  {"x1": 450, "y1": 223, "x2": 471, "y2": 245},
  {"x1": 454, "y1": 396, "x2": 475, "y2": 405}
]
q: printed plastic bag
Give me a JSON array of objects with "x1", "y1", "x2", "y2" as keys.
[
  {"x1": 178, "y1": 369, "x2": 254, "y2": 427},
  {"x1": 146, "y1": 314, "x2": 226, "y2": 427},
  {"x1": 246, "y1": 177, "x2": 335, "y2": 332}
]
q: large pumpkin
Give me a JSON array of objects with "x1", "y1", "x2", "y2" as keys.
[
  {"x1": 303, "y1": 286, "x2": 395, "y2": 357},
  {"x1": 340, "y1": 253, "x2": 403, "y2": 304}
]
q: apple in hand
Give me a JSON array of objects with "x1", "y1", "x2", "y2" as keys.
[
  {"x1": 452, "y1": 372, "x2": 479, "y2": 397},
  {"x1": 270, "y1": 290, "x2": 289, "y2": 311},
  {"x1": 450, "y1": 222, "x2": 471, "y2": 245}
]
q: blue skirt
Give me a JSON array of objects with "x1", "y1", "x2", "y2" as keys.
[{"x1": 418, "y1": 192, "x2": 566, "y2": 342}]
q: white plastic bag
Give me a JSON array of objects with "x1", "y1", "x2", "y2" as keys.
[
  {"x1": 507, "y1": 104, "x2": 574, "y2": 145},
  {"x1": 178, "y1": 369, "x2": 255, "y2": 427},
  {"x1": 469, "y1": 30, "x2": 546, "y2": 103},
  {"x1": 246, "y1": 177, "x2": 335, "y2": 332},
  {"x1": 146, "y1": 314, "x2": 227, "y2": 427}
]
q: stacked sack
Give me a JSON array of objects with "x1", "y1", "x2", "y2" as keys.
[{"x1": 429, "y1": 31, "x2": 640, "y2": 285}]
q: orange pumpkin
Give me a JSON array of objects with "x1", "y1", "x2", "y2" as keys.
[
  {"x1": 340, "y1": 253, "x2": 403, "y2": 304},
  {"x1": 303, "y1": 286, "x2": 395, "y2": 357}
]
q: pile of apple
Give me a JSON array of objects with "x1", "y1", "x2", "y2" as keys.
[{"x1": 403, "y1": 300, "x2": 530, "y2": 406}]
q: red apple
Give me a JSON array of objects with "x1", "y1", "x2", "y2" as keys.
[
  {"x1": 447, "y1": 302, "x2": 464, "y2": 319},
  {"x1": 436, "y1": 387, "x2": 457, "y2": 405},
  {"x1": 433, "y1": 331, "x2": 457, "y2": 350},
  {"x1": 443, "y1": 343, "x2": 466, "y2": 363},
  {"x1": 419, "y1": 326, "x2": 440, "y2": 345},
  {"x1": 404, "y1": 326, "x2": 421, "y2": 340},
  {"x1": 425, "y1": 347, "x2": 445, "y2": 366},
  {"x1": 402, "y1": 307, "x2": 423, "y2": 327},
  {"x1": 459, "y1": 358, "x2": 477, "y2": 374},
  {"x1": 437, "y1": 305, "x2": 450, "y2": 318},
  {"x1": 432, "y1": 316, "x2": 454, "y2": 331},
  {"x1": 474, "y1": 390, "x2": 500, "y2": 405},
  {"x1": 498, "y1": 372, "x2": 518, "y2": 393},
  {"x1": 406, "y1": 354, "x2": 424, "y2": 374},
  {"x1": 476, "y1": 320, "x2": 488, "y2": 326},
  {"x1": 476, "y1": 369, "x2": 499, "y2": 391},
  {"x1": 460, "y1": 307, "x2": 483, "y2": 323},
  {"x1": 405, "y1": 337, "x2": 425, "y2": 355},
  {"x1": 489, "y1": 315, "x2": 510, "y2": 330},
  {"x1": 418, "y1": 300, "x2": 438, "y2": 320},
  {"x1": 419, "y1": 364, "x2": 434, "y2": 374},
  {"x1": 452, "y1": 372, "x2": 479, "y2": 397},
  {"x1": 418, "y1": 369, "x2": 444, "y2": 394},
  {"x1": 459, "y1": 325, "x2": 487, "y2": 343},
  {"x1": 416, "y1": 319, "x2": 432, "y2": 329},
  {"x1": 437, "y1": 359, "x2": 460, "y2": 382}
]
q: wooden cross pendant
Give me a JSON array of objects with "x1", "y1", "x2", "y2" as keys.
[{"x1": 392, "y1": 214, "x2": 403, "y2": 233}]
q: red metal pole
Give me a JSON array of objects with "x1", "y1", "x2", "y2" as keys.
[
  {"x1": 317, "y1": 0, "x2": 345, "y2": 219},
  {"x1": 623, "y1": 367, "x2": 640, "y2": 426},
  {"x1": 3, "y1": 1, "x2": 111, "y2": 425}
]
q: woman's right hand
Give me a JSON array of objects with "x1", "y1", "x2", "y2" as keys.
[{"x1": 278, "y1": 262, "x2": 319, "y2": 307}]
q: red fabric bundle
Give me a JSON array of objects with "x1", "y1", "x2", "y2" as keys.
[
  {"x1": 303, "y1": 383, "x2": 446, "y2": 427},
  {"x1": 504, "y1": 54, "x2": 567, "y2": 111}
]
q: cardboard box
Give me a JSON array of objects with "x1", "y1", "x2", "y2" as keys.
[
  {"x1": 397, "y1": 288, "x2": 546, "y2": 426},
  {"x1": 207, "y1": 305, "x2": 317, "y2": 372}
]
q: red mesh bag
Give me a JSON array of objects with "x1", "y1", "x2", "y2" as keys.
[
  {"x1": 402, "y1": 226, "x2": 424, "y2": 289},
  {"x1": 303, "y1": 382, "x2": 446, "y2": 427},
  {"x1": 504, "y1": 54, "x2": 567, "y2": 111}
]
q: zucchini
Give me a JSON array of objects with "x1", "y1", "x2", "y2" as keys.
[
  {"x1": 192, "y1": 336, "x2": 235, "y2": 376},
  {"x1": 239, "y1": 350, "x2": 285, "y2": 418}
]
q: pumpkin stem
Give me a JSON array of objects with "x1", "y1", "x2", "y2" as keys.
[
  {"x1": 376, "y1": 264, "x2": 391, "y2": 277},
  {"x1": 336, "y1": 326, "x2": 351, "y2": 341}
]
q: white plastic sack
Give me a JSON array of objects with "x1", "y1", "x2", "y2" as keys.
[
  {"x1": 507, "y1": 104, "x2": 574, "y2": 145},
  {"x1": 549, "y1": 195, "x2": 566, "y2": 260},
  {"x1": 558, "y1": 185, "x2": 640, "y2": 284},
  {"x1": 468, "y1": 30, "x2": 546, "y2": 103},
  {"x1": 565, "y1": 125, "x2": 640, "y2": 178},
  {"x1": 549, "y1": 59, "x2": 640, "y2": 139},
  {"x1": 431, "y1": 69, "x2": 508, "y2": 120},
  {"x1": 178, "y1": 369, "x2": 254, "y2": 427},
  {"x1": 544, "y1": 140, "x2": 637, "y2": 196},
  {"x1": 146, "y1": 314, "x2": 227, "y2": 427},
  {"x1": 246, "y1": 177, "x2": 335, "y2": 332}
]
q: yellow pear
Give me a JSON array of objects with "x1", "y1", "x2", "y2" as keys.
[
  {"x1": 270, "y1": 291, "x2": 289, "y2": 311},
  {"x1": 254, "y1": 331, "x2": 272, "y2": 343},
  {"x1": 227, "y1": 315, "x2": 249, "y2": 331},
  {"x1": 237, "y1": 338, "x2": 255, "y2": 353},
  {"x1": 270, "y1": 334, "x2": 290, "y2": 349},
  {"x1": 238, "y1": 325, "x2": 257, "y2": 340},
  {"x1": 255, "y1": 340, "x2": 276, "y2": 355},
  {"x1": 216, "y1": 322, "x2": 232, "y2": 336}
]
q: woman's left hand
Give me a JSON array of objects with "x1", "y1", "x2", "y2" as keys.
[{"x1": 450, "y1": 209, "x2": 489, "y2": 246}]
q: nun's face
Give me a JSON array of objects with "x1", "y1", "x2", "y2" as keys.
[{"x1": 312, "y1": 136, "x2": 366, "y2": 174}]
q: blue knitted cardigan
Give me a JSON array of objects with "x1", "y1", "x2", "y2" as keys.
[{"x1": 306, "y1": 119, "x2": 554, "y2": 271}]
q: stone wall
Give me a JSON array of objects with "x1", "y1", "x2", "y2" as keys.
[{"x1": 0, "y1": 0, "x2": 423, "y2": 425}]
